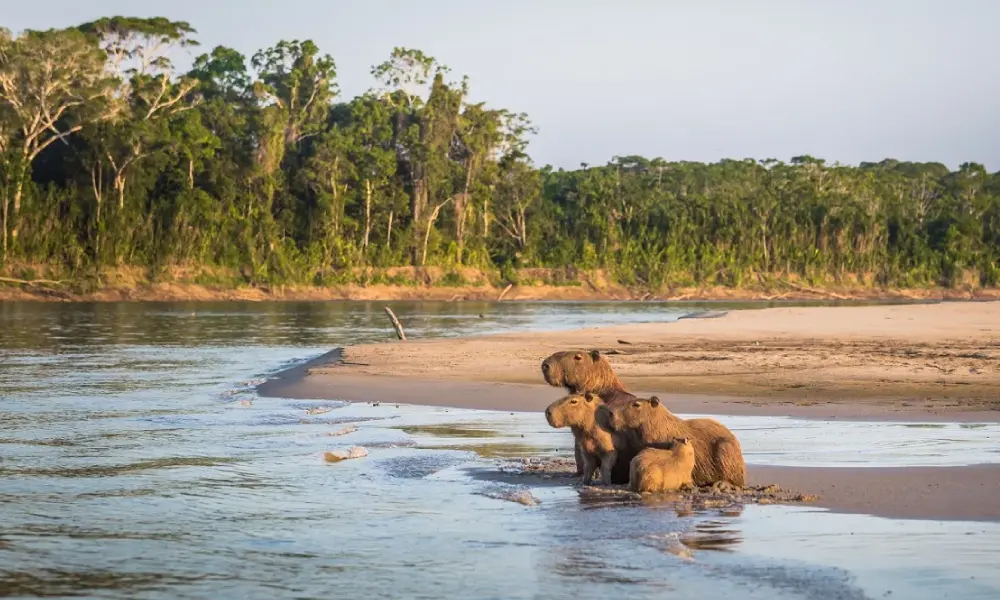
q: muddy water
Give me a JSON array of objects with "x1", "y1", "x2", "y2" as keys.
[{"x1": 1, "y1": 300, "x2": 997, "y2": 600}]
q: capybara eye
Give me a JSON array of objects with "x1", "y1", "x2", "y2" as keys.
[
  {"x1": 570, "y1": 399, "x2": 578, "y2": 404},
  {"x1": 632, "y1": 402, "x2": 641, "y2": 407},
  {"x1": 573, "y1": 354, "x2": 582, "y2": 361}
]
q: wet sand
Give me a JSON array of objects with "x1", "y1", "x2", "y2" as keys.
[
  {"x1": 748, "y1": 464, "x2": 1000, "y2": 521},
  {"x1": 258, "y1": 301, "x2": 1000, "y2": 521}
]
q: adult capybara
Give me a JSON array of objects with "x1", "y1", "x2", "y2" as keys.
[
  {"x1": 544, "y1": 393, "x2": 617, "y2": 485},
  {"x1": 540, "y1": 349, "x2": 637, "y2": 477},
  {"x1": 629, "y1": 437, "x2": 695, "y2": 493},
  {"x1": 599, "y1": 396, "x2": 746, "y2": 487},
  {"x1": 540, "y1": 349, "x2": 637, "y2": 404}
]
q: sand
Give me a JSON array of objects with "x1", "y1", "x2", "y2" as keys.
[{"x1": 258, "y1": 301, "x2": 1000, "y2": 521}]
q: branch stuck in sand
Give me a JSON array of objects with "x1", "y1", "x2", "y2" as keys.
[
  {"x1": 497, "y1": 283, "x2": 514, "y2": 301},
  {"x1": 383, "y1": 306, "x2": 406, "y2": 341}
]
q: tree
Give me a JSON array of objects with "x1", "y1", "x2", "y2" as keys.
[
  {"x1": 78, "y1": 17, "x2": 201, "y2": 218},
  {"x1": 0, "y1": 26, "x2": 116, "y2": 255},
  {"x1": 248, "y1": 39, "x2": 337, "y2": 256},
  {"x1": 346, "y1": 95, "x2": 396, "y2": 253},
  {"x1": 370, "y1": 47, "x2": 456, "y2": 263},
  {"x1": 453, "y1": 102, "x2": 504, "y2": 262},
  {"x1": 251, "y1": 39, "x2": 337, "y2": 146}
]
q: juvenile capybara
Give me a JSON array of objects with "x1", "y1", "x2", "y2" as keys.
[
  {"x1": 628, "y1": 437, "x2": 695, "y2": 493},
  {"x1": 599, "y1": 396, "x2": 746, "y2": 487},
  {"x1": 541, "y1": 349, "x2": 637, "y2": 477},
  {"x1": 545, "y1": 393, "x2": 617, "y2": 485}
]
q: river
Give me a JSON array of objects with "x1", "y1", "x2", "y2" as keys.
[{"x1": 1, "y1": 300, "x2": 997, "y2": 599}]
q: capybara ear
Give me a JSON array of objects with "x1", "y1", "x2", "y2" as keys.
[
  {"x1": 589, "y1": 349, "x2": 601, "y2": 362},
  {"x1": 649, "y1": 396, "x2": 660, "y2": 407},
  {"x1": 584, "y1": 392, "x2": 596, "y2": 402}
]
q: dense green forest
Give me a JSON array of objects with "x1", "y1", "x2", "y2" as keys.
[{"x1": 2, "y1": 18, "x2": 998, "y2": 292}]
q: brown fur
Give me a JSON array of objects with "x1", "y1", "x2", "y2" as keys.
[
  {"x1": 544, "y1": 393, "x2": 618, "y2": 485},
  {"x1": 541, "y1": 349, "x2": 637, "y2": 477},
  {"x1": 541, "y1": 349, "x2": 635, "y2": 402},
  {"x1": 628, "y1": 437, "x2": 695, "y2": 493},
  {"x1": 601, "y1": 396, "x2": 746, "y2": 487}
]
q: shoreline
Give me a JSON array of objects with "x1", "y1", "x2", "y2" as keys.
[
  {"x1": 256, "y1": 301, "x2": 1000, "y2": 522},
  {"x1": 2, "y1": 278, "x2": 998, "y2": 303}
]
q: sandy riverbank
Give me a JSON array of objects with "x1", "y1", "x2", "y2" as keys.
[
  {"x1": 258, "y1": 301, "x2": 1000, "y2": 521},
  {"x1": 3, "y1": 278, "x2": 999, "y2": 303}
]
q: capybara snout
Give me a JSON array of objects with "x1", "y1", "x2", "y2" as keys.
[{"x1": 540, "y1": 357, "x2": 559, "y2": 387}]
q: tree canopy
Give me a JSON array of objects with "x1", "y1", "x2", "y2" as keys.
[{"x1": 1, "y1": 17, "x2": 998, "y2": 291}]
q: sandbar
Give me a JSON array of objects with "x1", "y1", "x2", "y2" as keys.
[{"x1": 258, "y1": 301, "x2": 1000, "y2": 521}]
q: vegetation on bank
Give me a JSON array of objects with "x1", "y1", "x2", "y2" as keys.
[{"x1": 1, "y1": 17, "x2": 998, "y2": 297}]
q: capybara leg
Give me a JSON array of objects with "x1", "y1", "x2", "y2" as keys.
[
  {"x1": 599, "y1": 451, "x2": 617, "y2": 486},
  {"x1": 628, "y1": 457, "x2": 639, "y2": 493},
  {"x1": 580, "y1": 453, "x2": 598, "y2": 486},
  {"x1": 610, "y1": 452, "x2": 631, "y2": 485},
  {"x1": 715, "y1": 438, "x2": 746, "y2": 487},
  {"x1": 574, "y1": 440, "x2": 584, "y2": 476}
]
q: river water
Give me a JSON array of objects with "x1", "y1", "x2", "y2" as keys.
[{"x1": 1, "y1": 300, "x2": 998, "y2": 600}]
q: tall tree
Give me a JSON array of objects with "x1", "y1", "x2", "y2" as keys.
[
  {"x1": 0, "y1": 26, "x2": 116, "y2": 255},
  {"x1": 78, "y1": 17, "x2": 201, "y2": 217}
]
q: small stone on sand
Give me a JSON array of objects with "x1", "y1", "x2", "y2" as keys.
[
  {"x1": 323, "y1": 446, "x2": 368, "y2": 463},
  {"x1": 328, "y1": 426, "x2": 358, "y2": 437}
]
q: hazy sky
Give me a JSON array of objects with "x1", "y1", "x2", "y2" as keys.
[{"x1": 5, "y1": 0, "x2": 999, "y2": 170}]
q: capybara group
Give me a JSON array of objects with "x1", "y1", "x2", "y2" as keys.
[
  {"x1": 601, "y1": 396, "x2": 746, "y2": 487},
  {"x1": 628, "y1": 437, "x2": 695, "y2": 493},
  {"x1": 540, "y1": 348, "x2": 747, "y2": 489},
  {"x1": 544, "y1": 393, "x2": 617, "y2": 485}
]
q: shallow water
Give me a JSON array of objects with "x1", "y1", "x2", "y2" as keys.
[{"x1": 1, "y1": 300, "x2": 997, "y2": 599}]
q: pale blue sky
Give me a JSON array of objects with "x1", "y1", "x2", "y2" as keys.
[{"x1": 5, "y1": 0, "x2": 998, "y2": 170}]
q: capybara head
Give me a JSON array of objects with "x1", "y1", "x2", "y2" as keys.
[
  {"x1": 604, "y1": 395, "x2": 665, "y2": 431},
  {"x1": 540, "y1": 349, "x2": 624, "y2": 394},
  {"x1": 671, "y1": 436, "x2": 695, "y2": 461},
  {"x1": 544, "y1": 392, "x2": 603, "y2": 429},
  {"x1": 669, "y1": 436, "x2": 692, "y2": 452}
]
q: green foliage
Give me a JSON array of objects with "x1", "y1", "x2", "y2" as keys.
[{"x1": 1, "y1": 18, "x2": 999, "y2": 291}]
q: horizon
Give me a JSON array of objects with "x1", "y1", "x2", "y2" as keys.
[{"x1": 4, "y1": 0, "x2": 999, "y2": 172}]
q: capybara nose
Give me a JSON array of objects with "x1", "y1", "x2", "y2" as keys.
[{"x1": 541, "y1": 362, "x2": 549, "y2": 372}]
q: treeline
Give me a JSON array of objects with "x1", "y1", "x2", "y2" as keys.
[{"x1": 1, "y1": 17, "x2": 998, "y2": 290}]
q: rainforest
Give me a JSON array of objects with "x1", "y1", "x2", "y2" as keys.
[{"x1": 2, "y1": 17, "x2": 998, "y2": 298}]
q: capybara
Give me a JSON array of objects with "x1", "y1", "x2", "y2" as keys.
[
  {"x1": 540, "y1": 349, "x2": 637, "y2": 477},
  {"x1": 544, "y1": 393, "x2": 618, "y2": 485},
  {"x1": 599, "y1": 396, "x2": 746, "y2": 487},
  {"x1": 628, "y1": 437, "x2": 695, "y2": 493},
  {"x1": 540, "y1": 349, "x2": 637, "y2": 404}
]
